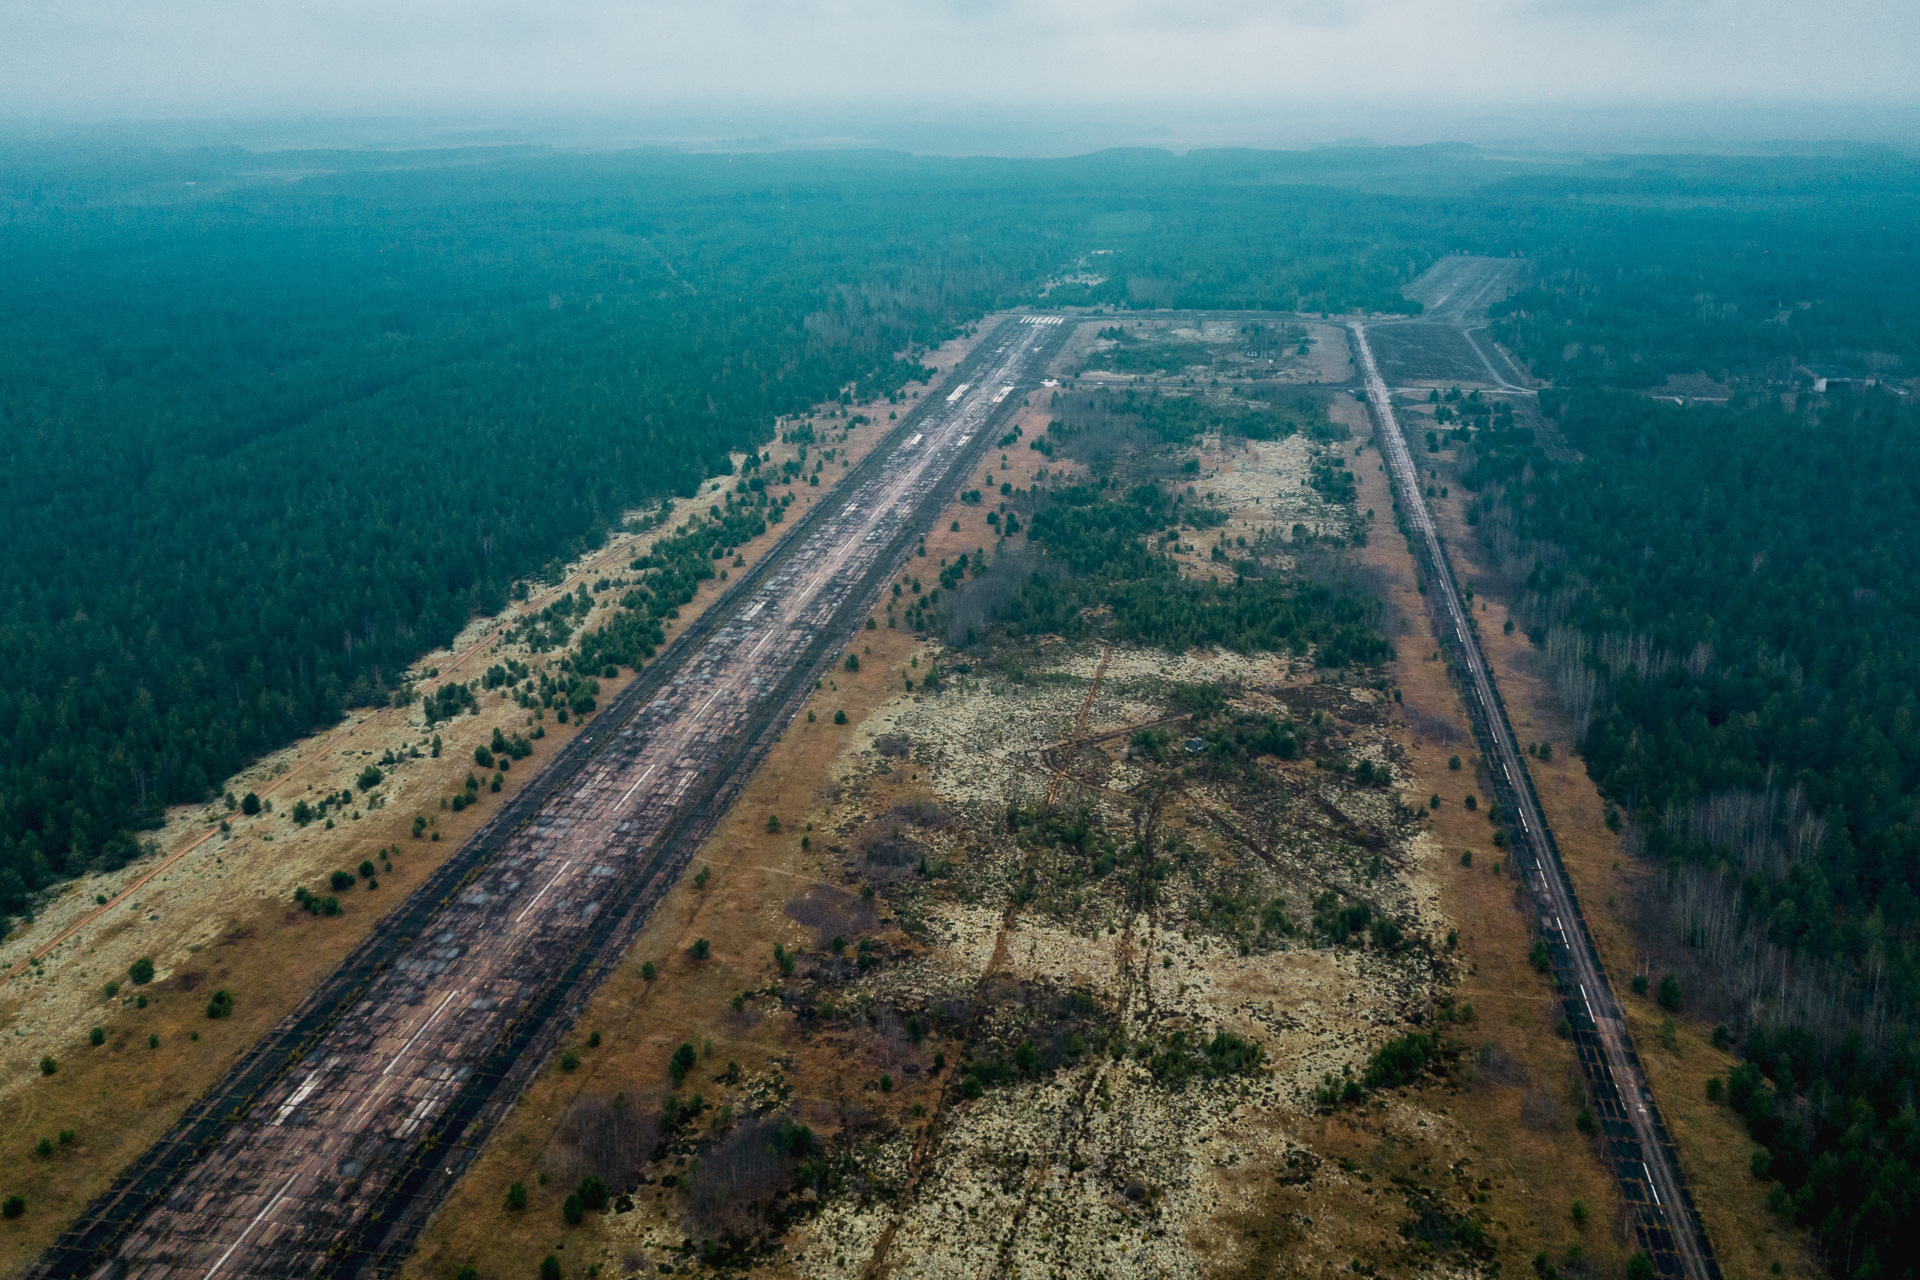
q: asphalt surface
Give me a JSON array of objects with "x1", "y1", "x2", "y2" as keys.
[
  {"x1": 30, "y1": 315, "x2": 1071, "y2": 1280},
  {"x1": 1352, "y1": 312, "x2": 1720, "y2": 1280}
]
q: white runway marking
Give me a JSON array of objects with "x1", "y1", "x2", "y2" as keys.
[
  {"x1": 618, "y1": 760, "x2": 661, "y2": 806},
  {"x1": 515, "y1": 859, "x2": 574, "y2": 923},
  {"x1": 382, "y1": 988, "x2": 461, "y2": 1077},
  {"x1": 202, "y1": 1173, "x2": 298, "y2": 1280},
  {"x1": 270, "y1": 1074, "x2": 321, "y2": 1127}
]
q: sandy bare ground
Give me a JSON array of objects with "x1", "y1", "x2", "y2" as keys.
[{"x1": 397, "y1": 325, "x2": 1628, "y2": 1280}]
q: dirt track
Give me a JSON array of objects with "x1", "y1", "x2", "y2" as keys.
[{"x1": 27, "y1": 317, "x2": 1071, "y2": 1280}]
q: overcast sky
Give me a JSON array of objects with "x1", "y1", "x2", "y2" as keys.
[{"x1": 4, "y1": 0, "x2": 1917, "y2": 146}]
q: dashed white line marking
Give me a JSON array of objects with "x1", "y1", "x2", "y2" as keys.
[
  {"x1": 271, "y1": 1073, "x2": 321, "y2": 1126},
  {"x1": 203, "y1": 1173, "x2": 298, "y2": 1279},
  {"x1": 515, "y1": 859, "x2": 574, "y2": 923},
  {"x1": 383, "y1": 988, "x2": 461, "y2": 1077}
]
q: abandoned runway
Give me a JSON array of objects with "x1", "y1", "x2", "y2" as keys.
[{"x1": 31, "y1": 315, "x2": 1071, "y2": 1280}]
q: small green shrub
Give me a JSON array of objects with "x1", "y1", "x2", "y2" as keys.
[
  {"x1": 129, "y1": 957, "x2": 155, "y2": 985},
  {"x1": 89, "y1": 1027, "x2": 105, "y2": 1046}
]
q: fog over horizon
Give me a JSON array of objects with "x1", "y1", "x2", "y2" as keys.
[{"x1": 5, "y1": 0, "x2": 1919, "y2": 156}]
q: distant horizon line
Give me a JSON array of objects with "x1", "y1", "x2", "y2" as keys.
[{"x1": 2, "y1": 98, "x2": 1917, "y2": 160}]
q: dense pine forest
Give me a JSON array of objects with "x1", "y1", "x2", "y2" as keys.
[
  {"x1": 1461, "y1": 158, "x2": 1920, "y2": 1274},
  {"x1": 0, "y1": 145, "x2": 1457, "y2": 914},
  {"x1": 4, "y1": 142, "x2": 1915, "y2": 915},
  {"x1": 1483, "y1": 151, "x2": 1920, "y2": 386},
  {"x1": 0, "y1": 151, "x2": 1050, "y2": 907},
  {"x1": 1482, "y1": 388, "x2": 1920, "y2": 1280}
]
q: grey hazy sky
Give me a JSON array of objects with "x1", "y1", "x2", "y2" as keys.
[{"x1": 4, "y1": 0, "x2": 1916, "y2": 136}]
